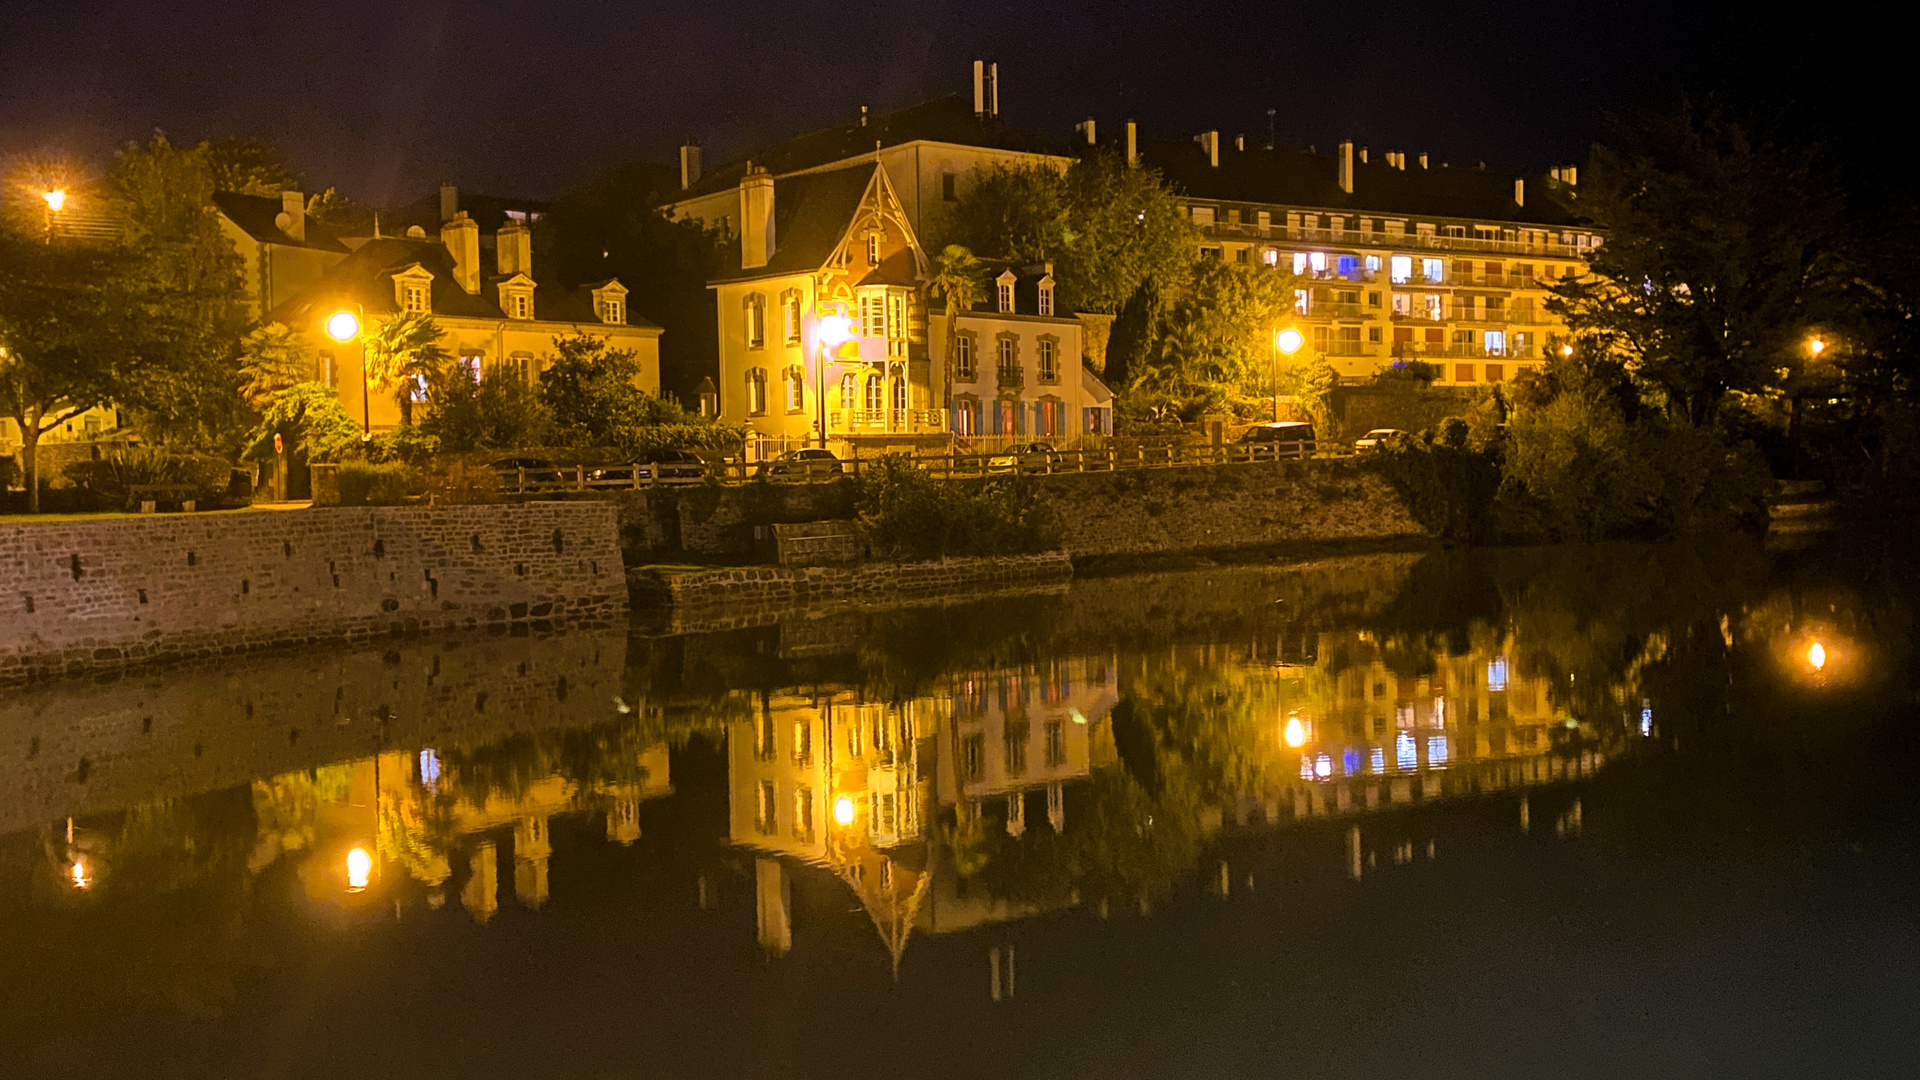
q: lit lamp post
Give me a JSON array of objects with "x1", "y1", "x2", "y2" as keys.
[
  {"x1": 815, "y1": 314, "x2": 853, "y2": 450},
  {"x1": 1559, "y1": 342, "x2": 1574, "y2": 359},
  {"x1": 1272, "y1": 327, "x2": 1303, "y2": 421},
  {"x1": 1807, "y1": 336, "x2": 1826, "y2": 359},
  {"x1": 325, "y1": 309, "x2": 366, "y2": 431},
  {"x1": 41, "y1": 189, "x2": 65, "y2": 245}
]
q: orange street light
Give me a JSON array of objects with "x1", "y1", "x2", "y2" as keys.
[
  {"x1": 1270, "y1": 327, "x2": 1304, "y2": 421},
  {"x1": 42, "y1": 189, "x2": 66, "y2": 212},
  {"x1": 1559, "y1": 342, "x2": 1574, "y2": 358},
  {"x1": 326, "y1": 310, "x2": 360, "y2": 342},
  {"x1": 1275, "y1": 328, "x2": 1303, "y2": 356},
  {"x1": 1807, "y1": 336, "x2": 1826, "y2": 358},
  {"x1": 813, "y1": 314, "x2": 855, "y2": 449}
]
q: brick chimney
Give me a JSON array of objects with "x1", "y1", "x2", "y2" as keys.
[
  {"x1": 1338, "y1": 141, "x2": 1354, "y2": 194},
  {"x1": 1514, "y1": 178, "x2": 1525, "y2": 207},
  {"x1": 278, "y1": 190, "x2": 305, "y2": 242},
  {"x1": 439, "y1": 183, "x2": 459, "y2": 222},
  {"x1": 442, "y1": 212, "x2": 480, "y2": 293},
  {"x1": 1126, "y1": 121, "x2": 1137, "y2": 167},
  {"x1": 739, "y1": 165, "x2": 775, "y2": 271},
  {"x1": 497, "y1": 220, "x2": 532, "y2": 276},
  {"x1": 680, "y1": 142, "x2": 702, "y2": 190}
]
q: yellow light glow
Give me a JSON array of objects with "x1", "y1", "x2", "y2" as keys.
[
  {"x1": 1275, "y1": 328, "x2": 1303, "y2": 356},
  {"x1": 1283, "y1": 716, "x2": 1307, "y2": 748},
  {"x1": 1808, "y1": 642, "x2": 1827, "y2": 671},
  {"x1": 1808, "y1": 337, "x2": 1826, "y2": 357},
  {"x1": 69, "y1": 858, "x2": 90, "y2": 890},
  {"x1": 326, "y1": 310, "x2": 360, "y2": 342},
  {"x1": 817, "y1": 315, "x2": 853, "y2": 348},
  {"x1": 833, "y1": 797, "x2": 856, "y2": 826},
  {"x1": 345, "y1": 847, "x2": 372, "y2": 891},
  {"x1": 42, "y1": 189, "x2": 66, "y2": 212},
  {"x1": 1559, "y1": 343, "x2": 1574, "y2": 358}
]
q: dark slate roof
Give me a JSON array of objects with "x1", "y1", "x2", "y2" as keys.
[
  {"x1": 1138, "y1": 138, "x2": 1587, "y2": 228},
  {"x1": 710, "y1": 165, "x2": 878, "y2": 283},
  {"x1": 944, "y1": 260, "x2": 1059, "y2": 318},
  {"x1": 382, "y1": 189, "x2": 550, "y2": 236},
  {"x1": 269, "y1": 236, "x2": 659, "y2": 328},
  {"x1": 213, "y1": 191, "x2": 351, "y2": 252},
  {"x1": 679, "y1": 95, "x2": 1057, "y2": 201}
]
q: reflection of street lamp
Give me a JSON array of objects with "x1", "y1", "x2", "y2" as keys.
[
  {"x1": 1807, "y1": 336, "x2": 1826, "y2": 359},
  {"x1": 815, "y1": 315, "x2": 853, "y2": 449},
  {"x1": 69, "y1": 857, "x2": 91, "y2": 890},
  {"x1": 833, "y1": 796, "x2": 856, "y2": 826},
  {"x1": 1272, "y1": 327, "x2": 1303, "y2": 421},
  {"x1": 41, "y1": 189, "x2": 65, "y2": 244},
  {"x1": 1283, "y1": 715, "x2": 1307, "y2": 748},
  {"x1": 1808, "y1": 641, "x2": 1827, "y2": 671},
  {"x1": 346, "y1": 847, "x2": 373, "y2": 892}
]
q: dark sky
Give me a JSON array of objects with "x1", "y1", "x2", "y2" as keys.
[{"x1": 0, "y1": 0, "x2": 1891, "y2": 205}]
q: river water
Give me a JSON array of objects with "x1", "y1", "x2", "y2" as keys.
[{"x1": 2, "y1": 538, "x2": 1916, "y2": 1078}]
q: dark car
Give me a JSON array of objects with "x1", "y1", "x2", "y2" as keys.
[
  {"x1": 1237, "y1": 422, "x2": 1317, "y2": 457},
  {"x1": 640, "y1": 449, "x2": 707, "y2": 482},
  {"x1": 490, "y1": 456, "x2": 562, "y2": 486},
  {"x1": 757, "y1": 448, "x2": 844, "y2": 479}
]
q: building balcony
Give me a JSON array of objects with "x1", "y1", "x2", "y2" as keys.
[
  {"x1": 1304, "y1": 303, "x2": 1367, "y2": 320},
  {"x1": 829, "y1": 409, "x2": 948, "y2": 433},
  {"x1": 1392, "y1": 342, "x2": 1530, "y2": 360},
  {"x1": 1195, "y1": 220, "x2": 1588, "y2": 259},
  {"x1": 997, "y1": 364, "x2": 1024, "y2": 391}
]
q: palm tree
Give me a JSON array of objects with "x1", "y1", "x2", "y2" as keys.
[
  {"x1": 362, "y1": 312, "x2": 448, "y2": 426},
  {"x1": 927, "y1": 245, "x2": 986, "y2": 421}
]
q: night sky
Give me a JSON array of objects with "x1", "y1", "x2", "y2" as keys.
[{"x1": 0, "y1": 0, "x2": 1897, "y2": 205}]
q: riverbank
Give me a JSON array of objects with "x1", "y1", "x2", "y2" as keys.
[{"x1": 628, "y1": 550, "x2": 1074, "y2": 610}]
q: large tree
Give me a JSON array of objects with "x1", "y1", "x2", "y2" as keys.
[
  {"x1": 362, "y1": 312, "x2": 449, "y2": 427},
  {"x1": 927, "y1": 245, "x2": 987, "y2": 416},
  {"x1": 1548, "y1": 102, "x2": 1847, "y2": 425}
]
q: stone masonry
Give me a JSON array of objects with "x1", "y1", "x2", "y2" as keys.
[
  {"x1": 0, "y1": 503, "x2": 626, "y2": 683},
  {"x1": 629, "y1": 550, "x2": 1073, "y2": 609}
]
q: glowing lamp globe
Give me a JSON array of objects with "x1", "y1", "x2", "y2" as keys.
[
  {"x1": 326, "y1": 311, "x2": 360, "y2": 342},
  {"x1": 1275, "y1": 328, "x2": 1304, "y2": 356},
  {"x1": 833, "y1": 797, "x2": 856, "y2": 826},
  {"x1": 345, "y1": 847, "x2": 373, "y2": 891},
  {"x1": 43, "y1": 189, "x2": 66, "y2": 212},
  {"x1": 817, "y1": 315, "x2": 853, "y2": 348}
]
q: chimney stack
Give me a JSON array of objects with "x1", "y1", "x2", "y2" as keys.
[
  {"x1": 1565, "y1": 166, "x2": 1578, "y2": 186},
  {"x1": 1418, "y1": 153, "x2": 1429, "y2": 170},
  {"x1": 1338, "y1": 140, "x2": 1354, "y2": 194},
  {"x1": 1126, "y1": 121, "x2": 1138, "y2": 167},
  {"x1": 278, "y1": 190, "x2": 305, "y2": 242},
  {"x1": 497, "y1": 221, "x2": 532, "y2": 276},
  {"x1": 859, "y1": 105, "x2": 869, "y2": 128},
  {"x1": 1076, "y1": 118, "x2": 1096, "y2": 145},
  {"x1": 989, "y1": 62, "x2": 999, "y2": 116},
  {"x1": 1514, "y1": 178, "x2": 1525, "y2": 206},
  {"x1": 439, "y1": 183, "x2": 459, "y2": 223},
  {"x1": 1195, "y1": 130, "x2": 1219, "y2": 168},
  {"x1": 442, "y1": 212, "x2": 480, "y2": 293},
  {"x1": 739, "y1": 165, "x2": 775, "y2": 271},
  {"x1": 680, "y1": 142, "x2": 702, "y2": 190},
  {"x1": 973, "y1": 61, "x2": 986, "y2": 117},
  {"x1": 1359, "y1": 147, "x2": 1369, "y2": 164},
  {"x1": 1235, "y1": 135, "x2": 1245, "y2": 152}
]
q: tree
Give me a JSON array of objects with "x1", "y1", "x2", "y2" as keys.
[
  {"x1": 1126, "y1": 259, "x2": 1303, "y2": 420},
  {"x1": 422, "y1": 365, "x2": 551, "y2": 453},
  {"x1": 237, "y1": 322, "x2": 311, "y2": 406},
  {"x1": 537, "y1": 332, "x2": 649, "y2": 446},
  {"x1": 362, "y1": 312, "x2": 449, "y2": 427},
  {"x1": 303, "y1": 187, "x2": 372, "y2": 234},
  {"x1": 205, "y1": 136, "x2": 301, "y2": 195},
  {"x1": 1548, "y1": 101, "x2": 1847, "y2": 425},
  {"x1": 927, "y1": 245, "x2": 987, "y2": 415},
  {"x1": 244, "y1": 383, "x2": 361, "y2": 464}
]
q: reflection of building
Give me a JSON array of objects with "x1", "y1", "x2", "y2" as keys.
[{"x1": 939, "y1": 656, "x2": 1118, "y2": 836}]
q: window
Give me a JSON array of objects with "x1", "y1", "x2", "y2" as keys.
[
  {"x1": 793, "y1": 786, "x2": 814, "y2": 842},
  {"x1": 1004, "y1": 721, "x2": 1030, "y2": 777},
  {"x1": 756, "y1": 781, "x2": 777, "y2": 835},
  {"x1": 786, "y1": 369, "x2": 804, "y2": 412},
  {"x1": 83, "y1": 415, "x2": 101, "y2": 437},
  {"x1": 956, "y1": 334, "x2": 975, "y2": 380},
  {"x1": 1485, "y1": 363, "x2": 1505, "y2": 382},
  {"x1": 1045, "y1": 721, "x2": 1066, "y2": 767},
  {"x1": 1337, "y1": 255, "x2": 1358, "y2": 279},
  {"x1": 864, "y1": 374, "x2": 883, "y2": 413},
  {"x1": 1392, "y1": 293, "x2": 1411, "y2": 316},
  {"x1": 997, "y1": 337, "x2": 1016, "y2": 373},
  {"x1": 1308, "y1": 251, "x2": 1327, "y2": 273},
  {"x1": 892, "y1": 375, "x2": 907, "y2": 412},
  {"x1": 1365, "y1": 255, "x2": 1382, "y2": 274},
  {"x1": 1313, "y1": 326, "x2": 1332, "y2": 353},
  {"x1": 746, "y1": 368, "x2": 768, "y2": 415},
  {"x1": 403, "y1": 283, "x2": 429, "y2": 313},
  {"x1": 1368, "y1": 326, "x2": 1383, "y2": 343},
  {"x1": 1294, "y1": 289, "x2": 1308, "y2": 314},
  {"x1": 962, "y1": 734, "x2": 985, "y2": 782},
  {"x1": 784, "y1": 293, "x2": 801, "y2": 345},
  {"x1": 942, "y1": 172, "x2": 958, "y2": 201},
  {"x1": 1424, "y1": 295, "x2": 1444, "y2": 321},
  {"x1": 1367, "y1": 291, "x2": 1382, "y2": 308},
  {"x1": 954, "y1": 398, "x2": 979, "y2": 436},
  {"x1": 598, "y1": 297, "x2": 624, "y2": 324},
  {"x1": 1485, "y1": 330, "x2": 1507, "y2": 356},
  {"x1": 839, "y1": 373, "x2": 857, "y2": 409},
  {"x1": 866, "y1": 234, "x2": 881, "y2": 266},
  {"x1": 793, "y1": 720, "x2": 812, "y2": 766},
  {"x1": 1235, "y1": 248, "x2": 1249, "y2": 264},
  {"x1": 1037, "y1": 339, "x2": 1057, "y2": 382},
  {"x1": 1390, "y1": 255, "x2": 1412, "y2": 283},
  {"x1": 860, "y1": 292, "x2": 885, "y2": 338},
  {"x1": 1421, "y1": 257, "x2": 1444, "y2": 283},
  {"x1": 1454, "y1": 259, "x2": 1474, "y2": 281},
  {"x1": 1443, "y1": 224, "x2": 1467, "y2": 239},
  {"x1": 745, "y1": 294, "x2": 765, "y2": 348},
  {"x1": 1262, "y1": 248, "x2": 1279, "y2": 266},
  {"x1": 1455, "y1": 363, "x2": 1475, "y2": 382},
  {"x1": 458, "y1": 352, "x2": 483, "y2": 380},
  {"x1": 1038, "y1": 281, "x2": 1054, "y2": 316},
  {"x1": 510, "y1": 291, "x2": 531, "y2": 319},
  {"x1": 1190, "y1": 206, "x2": 1215, "y2": 226},
  {"x1": 886, "y1": 292, "x2": 906, "y2": 357},
  {"x1": 1485, "y1": 296, "x2": 1504, "y2": 320},
  {"x1": 998, "y1": 278, "x2": 1014, "y2": 313},
  {"x1": 1292, "y1": 252, "x2": 1308, "y2": 275}
]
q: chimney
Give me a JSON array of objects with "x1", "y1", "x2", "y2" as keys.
[
  {"x1": 859, "y1": 105, "x2": 869, "y2": 127},
  {"x1": 1514, "y1": 178, "x2": 1525, "y2": 207},
  {"x1": 1235, "y1": 135, "x2": 1245, "y2": 152},
  {"x1": 1418, "y1": 153, "x2": 1429, "y2": 170},
  {"x1": 1338, "y1": 140, "x2": 1354, "y2": 194},
  {"x1": 1565, "y1": 166, "x2": 1578, "y2": 186},
  {"x1": 497, "y1": 221, "x2": 532, "y2": 276},
  {"x1": 1126, "y1": 121, "x2": 1138, "y2": 167},
  {"x1": 989, "y1": 62, "x2": 999, "y2": 117},
  {"x1": 739, "y1": 166, "x2": 775, "y2": 271},
  {"x1": 442, "y1": 212, "x2": 480, "y2": 293},
  {"x1": 1359, "y1": 147, "x2": 1369, "y2": 164},
  {"x1": 680, "y1": 142, "x2": 702, "y2": 190},
  {"x1": 439, "y1": 183, "x2": 459, "y2": 223},
  {"x1": 1195, "y1": 130, "x2": 1219, "y2": 167},
  {"x1": 973, "y1": 60, "x2": 986, "y2": 117},
  {"x1": 278, "y1": 190, "x2": 305, "y2": 242},
  {"x1": 1076, "y1": 118, "x2": 1096, "y2": 145}
]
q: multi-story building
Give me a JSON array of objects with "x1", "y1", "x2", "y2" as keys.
[
  {"x1": 270, "y1": 210, "x2": 660, "y2": 432},
  {"x1": 1139, "y1": 133, "x2": 1600, "y2": 388},
  {"x1": 931, "y1": 261, "x2": 1115, "y2": 444}
]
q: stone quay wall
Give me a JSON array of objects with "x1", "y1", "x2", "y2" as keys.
[
  {"x1": 0, "y1": 503, "x2": 627, "y2": 683},
  {"x1": 629, "y1": 550, "x2": 1073, "y2": 610}
]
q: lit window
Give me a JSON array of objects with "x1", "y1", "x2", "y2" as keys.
[
  {"x1": 956, "y1": 334, "x2": 975, "y2": 380},
  {"x1": 404, "y1": 283, "x2": 429, "y2": 313},
  {"x1": 1038, "y1": 283, "x2": 1054, "y2": 317},
  {"x1": 1427, "y1": 736, "x2": 1449, "y2": 767},
  {"x1": 1262, "y1": 248, "x2": 1279, "y2": 267},
  {"x1": 1294, "y1": 289, "x2": 1308, "y2": 314},
  {"x1": 1390, "y1": 255, "x2": 1412, "y2": 283},
  {"x1": 1309, "y1": 251, "x2": 1327, "y2": 273},
  {"x1": 1292, "y1": 252, "x2": 1308, "y2": 275},
  {"x1": 1396, "y1": 731, "x2": 1417, "y2": 770},
  {"x1": 1365, "y1": 254, "x2": 1381, "y2": 273},
  {"x1": 1422, "y1": 257, "x2": 1444, "y2": 282},
  {"x1": 1485, "y1": 331, "x2": 1506, "y2": 356},
  {"x1": 745, "y1": 294, "x2": 765, "y2": 348},
  {"x1": 1487, "y1": 657, "x2": 1509, "y2": 691},
  {"x1": 1038, "y1": 339, "x2": 1056, "y2": 381}
]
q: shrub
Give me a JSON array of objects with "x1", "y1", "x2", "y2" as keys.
[
  {"x1": 335, "y1": 461, "x2": 427, "y2": 506},
  {"x1": 1371, "y1": 419, "x2": 1504, "y2": 542},
  {"x1": 857, "y1": 454, "x2": 1059, "y2": 560},
  {"x1": 432, "y1": 459, "x2": 504, "y2": 505},
  {"x1": 423, "y1": 366, "x2": 553, "y2": 452},
  {"x1": 62, "y1": 448, "x2": 238, "y2": 510}
]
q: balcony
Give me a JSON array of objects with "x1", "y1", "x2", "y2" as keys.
[
  {"x1": 997, "y1": 363, "x2": 1024, "y2": 391},
  {"x1": 1304, "y1": 302, "x2": 1366, "y2": 320},
  {"x1": 829, "y1": 410, "x2": 949, "y2": 433},
  {"x1": 1391, "y1": 342, "x2": 1530, "y2": 360}
]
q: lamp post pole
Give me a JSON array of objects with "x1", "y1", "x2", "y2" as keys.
[
  {"x1": 1273, "y1": 328, "x2": 1303, "y2": 422},
  {"x1": 42, "y1": 190, "x2": 65, "y2": 245}
]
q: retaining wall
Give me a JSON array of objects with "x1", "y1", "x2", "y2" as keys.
[
  {"x1": 0, "y1": 503, "x2": 626, "y2": 682},
  {"x1": 629, "y1": 550, "x2": 1073, "y2": 610}
]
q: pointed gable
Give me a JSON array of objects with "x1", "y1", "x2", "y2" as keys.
[{"x1": 711, "y1": 162, "x2": 928, "y2": 284}]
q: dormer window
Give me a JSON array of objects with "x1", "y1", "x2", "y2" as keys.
[
  {"x1": 403, "y1": 284, "x2": 429, "y2": 313},
  {"x1": 393, "y1": 264, "x2": 435, "y2": 315},
  {"x1": 997, "y1": 272, "x2": 1016, "y2": 314},
  {"x1": 598, "y1": 297, "x2": 624, "y2": 324},
  {"x1": 866, "y1": 234, "x2": 881, "y2": 266},
  {"x1": 505, "y1": 290, "x2": 532, "y2": 320},
  {"x1": 1037, "y1": 278, "x2": 1055, "y2": 317}
]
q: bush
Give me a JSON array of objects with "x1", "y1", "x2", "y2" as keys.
[
  {"x1": 1371, "y1": 418, "x2": 1503, "y2": 542},
  {"x1": 423, "y1": 366, "x2": 553, "y2": 453},
  {"x1": 432, "y1": 459, "x2": 504, "y2": 505},
  {"x1": 61, "y1": 448, "x2": 239, "y2": 510},
  {"x1": 856, "y1": 454, "x2": 1059, "y2": 560},
  {"x1": 335, "y1": 461, "x2": 428, "y2": 506},
  {"x1": 361, "y1": 426, "x2": 440, "y2": 466}
]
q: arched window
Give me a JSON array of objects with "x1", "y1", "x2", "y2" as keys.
[
  {"x1": 839, "y1": 373, "x2": 857, "y2": 410},
  {"x1": 746, "y1": 368, "x2": 768, "y2": 415},
  {"x1": 786, "y1": 369, "x2": 805, "y2": 412},
  {"x1": 744, "y1": 294, "x2": 766, "y2": 348},
  {"x1": 864, "y1": 374, "x2": 883, "y2": 413},
  {"x1": 892, "y1": 376, "x2": 908, "y2": 412}
]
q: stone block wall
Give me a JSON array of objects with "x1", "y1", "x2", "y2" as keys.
[
  {"x1": 0, "y1": 503, "x2": 626, "y2": 682},
  {"x1": 629, "y1": 551, "x2": 1073, "y2": 610},
  {"x1": 1033, "y1": 458, "x2": 1426, "y2": 559},
  {"x1": 616, "y1": 481, "x2": 855, "y2": 564}
]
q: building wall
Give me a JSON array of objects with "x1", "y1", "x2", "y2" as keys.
[
  {"x1": 715, "y1": 273, "x2": 817, "y2": 441},
  {"x1": 0, "y1": 502, "x2": 627, "y2": 682},
  {"x1": 930, "y1": 309, "x2": 1109, "y2": 443}
]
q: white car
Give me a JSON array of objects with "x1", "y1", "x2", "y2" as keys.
[{"x1": 1353, "y1": 428, "x2": 1406, "y2": 453}]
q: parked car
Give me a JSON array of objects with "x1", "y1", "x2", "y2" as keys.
[
  {"x1": 988, "y1": 442, "x2": 1060, "y2": 473},
  {"x1": 757, "y1": 448, "x2": 844, "y2": 479},
  {"x1": 490, "y1": 456, "x2": 561, "y2": 485},
  {"x1": 1353, "y1": 428, "x2": 1406, "y2": 453},
  {"x1": 1236, "y1": 422, "x2": 1317, "y2": 456},
  {"x1": 638, "y1": 448, "x2": 707, "y2": 481}
]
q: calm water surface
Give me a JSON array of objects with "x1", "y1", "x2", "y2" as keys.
[{"x1": 2, "y1": 539, "x2": 1917, "y2": 1079}]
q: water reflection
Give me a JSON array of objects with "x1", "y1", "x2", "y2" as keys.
[{"x1": 3, "y1": 537, "x2": 1917, "y2": 1074}]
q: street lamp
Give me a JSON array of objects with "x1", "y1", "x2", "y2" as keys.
[
  {"x1": 1807, "y1": 336, "x2": 1826, "y2": 359},
  {"x1": 41, "y1": 189, "x2": 65, "y2": 244},
  {"x1": 1559, "y1": 342, "x2": 1574, "y2": 358},
  {"x1": 325, "y1": 309, "x2": 371, "y2": 433},
  {"x1": 326, "y1": 310, "x2": 360, "y2": 342},
  {"x1": 815, "y1": 314, "x2": 853, "y2": 450},
  {"x1": 1272, "y1": 327, "x2": 1303, "y2": 421}
]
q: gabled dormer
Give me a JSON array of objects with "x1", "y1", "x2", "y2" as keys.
[
  {"x1": 1036, "y1": 272, "x2": 1056, "y2": 316},
  {"x1": 392, "y1": 263, "x2": 435, "y2": 315},
  {"x1": 996, "y1": 270, "x2": 1017, "y2": 314},
  {"x1": 496, "y1": 273, "x2": 535, "y2": 320},
  {"x1": 589, "y1": 280, "x2": 629, "y2": 325}
]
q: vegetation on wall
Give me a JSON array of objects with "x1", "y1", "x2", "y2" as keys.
[{"x1": 854, "y1": 454, "x2": 1059, "y2": 560}]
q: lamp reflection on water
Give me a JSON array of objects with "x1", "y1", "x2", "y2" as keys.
[
  {"x1": 833, "y1": 797, "x2": 856, "y2": 826},
  {"x1": 345, "y1": 847, "x2": 373, "y2": 892},
  {"x1": 1808, "y1": 642, "x2": 1827, "y2": 671},
  {"x1": 69, "y1": 857, "x2": 91, "y2": 890},
  {"x1": 1283, "y1": 716, "x2": 1307, "y2": 748}
]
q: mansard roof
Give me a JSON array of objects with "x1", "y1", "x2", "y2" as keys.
[{"x1": 212, "y1": 191, "x2": 351, "y2": 252}]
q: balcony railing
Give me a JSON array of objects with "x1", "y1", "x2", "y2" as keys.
[
  {"x1": 828, "y1": 409, "x2": 949, "y2": 433},
  {"x1": 1392, "y1": 342, "x2": 1534, "y2": 360},
  {"x1": 997, "y1": 364, "x2": 1024, "y2": 391},
  {"x1": 1304, "y1": 303, "x2": 1366, "y2": 320},
  {"x1": 1198, "y1": 221, "x2": 1587, "y2": 258}
]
